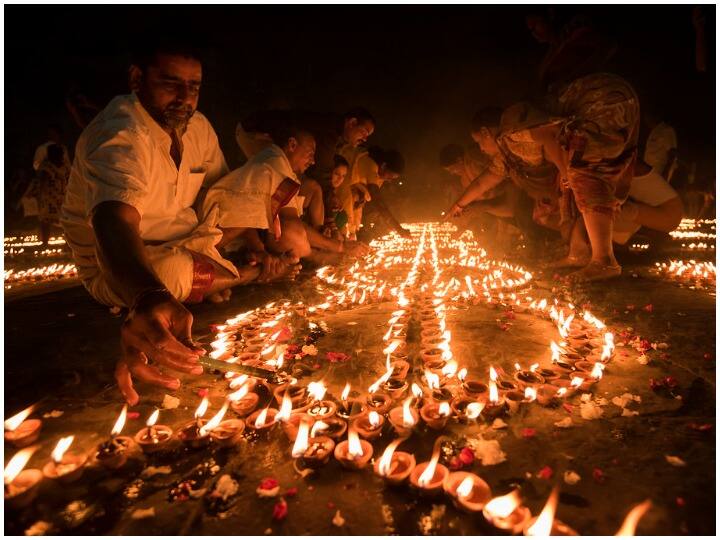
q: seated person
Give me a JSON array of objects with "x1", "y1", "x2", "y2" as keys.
[
  {"x1": 61, "y1": 39, "x2": 257, "y2": 405},
  {"x1": 204, "y1": 125, "x2": 368, "y2": 268},
  {"x1": 321, "y1": 155, "x2": 351, "y2": 240}
]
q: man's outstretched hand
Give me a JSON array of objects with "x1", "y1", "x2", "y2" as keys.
[
  {"x1": 116, "y1": 289, "x2": 205, "y2": 405},
  {"x1": 343, "y1": 240, "x2": 370, "y2": 257}
]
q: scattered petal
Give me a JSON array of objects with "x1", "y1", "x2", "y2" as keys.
[
  {"x1": 580, "y1": 401, "x2": 604, "y2": 420},
  {"x1": 643, "y1": 304, "x2": 653, "y2": 313},
  {"x1": 592, "y1": 467, "x2": 605, "y2": 483},
  {"x1": 197, "y1": 388, "x2": 209, "y2": 398},
  {"x1": 25, "y1": 521, "x2": 52, "y2": 536},
  {"x1": 491, "y1": 418, "x2": 508, "y2": 429},
  {"x1": 284, "y1": 487, "x2": 298, "y2": 498},
  {"x1": 326, "y1": 352, "x2": 350, "y2": 364},
  {"x1": 676, "y1": 497, "x2": 685, "y2": 507},
  {"x1": 521, "y1": 428, "x2": 537, "y2": 439},
  {"x1": 272, "y1": 499, "x2": 288, "y2": 521},
  {"x1": 536, "y1": 466, "x2": 553, "y2": 480},
  {"x1": 562, "y1": 403, "x2": 574, "y2": 414},
  {"x1": 563, "y1": 470, "x2": 581, "y2": 485},
  {"x1": 458, "y1": 447, "x2": 474, "y2": 466},
  {"x1": 465, "y1": 437, "x2": 506, "y2": 465},
  {"x1": 127, "y1": 411, "x2": 140, "y2": 420},
  {"x1": 162, "y1": 394, "x2": 180, "y2": 409},
  {"x1": 131, "y1": 507, "x2": 155, "y2": 520},
  {"x1": 332, "y1": 509, "x2": 346, "y2": 527},
  {"x1": 301, "y1": 344, "x2": 318, "y2": 357},
  {"x1": 554, "y1": 417, "x2": 573, "y2": 428},
  {"x1": 665, "y1": 455, "x2": 687, "y2": 467}
]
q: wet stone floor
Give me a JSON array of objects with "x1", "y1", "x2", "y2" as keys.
[{"x1": 4, "y1": 224, "x2": 716, "y2": 536}]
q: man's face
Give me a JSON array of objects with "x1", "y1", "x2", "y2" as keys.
[
  {"x1": 443, "y1": 160, "x2": 465, "y2": 178},
  {"x1": 132, "y1": 53, "x2": 202, "y2": 132},
  {"x1": 472, "y1": 127, "x2": 497, "y2": 155},
  {"x1": 343, "y1": 118, "x2": 374, "y2": 147},
  {"x1": 285, "y1": 133, "x2": 316, "y2": 174}
]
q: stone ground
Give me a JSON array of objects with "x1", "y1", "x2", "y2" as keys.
[{"x1": 3, "y1": 231, "x2": 716, "y2": 536}]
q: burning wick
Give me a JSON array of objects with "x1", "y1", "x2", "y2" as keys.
[
  {"x1": 456, "y1": 475, "x2": 474, "y2": 500},
  {"x1": 525, "y1": 485, "x2": 559, "y2": 535},
  {"x1": 195, "y1": 397, "x2": 209, "y2": 430},
  {"x1": 615, "y1": 499, "x2": 652, "y2": 536}
]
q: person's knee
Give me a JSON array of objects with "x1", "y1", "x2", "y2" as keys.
[
  {"x1": 279, "y1": 217, "x2": 312, "y2": 258},
  {"x1": 659, "y1": 197, "x2": 684, "y2": 232}
]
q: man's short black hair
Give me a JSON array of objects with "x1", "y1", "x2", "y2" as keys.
[
  {"x1": 343, "y1": 107, "x2": 375, "y2": 127},
  {"x1": 471, "y1": 107, "x2": 503, "y2": 132},
  {"x1": 438, "y1": 144, "x2": 465, "y2": 167},
  {"x1": 270, "y1": 121, "x2": 315, "y2": 149},
  {"x1": 130, "y1": 35, "x2": 204, "y2": 71},
  {"x1": 333, "y1": 154, "x2": 350, "y2": 169}
]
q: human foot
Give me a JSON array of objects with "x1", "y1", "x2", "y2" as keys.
[
  {"x1": 567, "y1": 261, "x2": 622, "y2": 283},
  {"x1": 545, "y1": 254, "x2": 590, "y2": 269}
]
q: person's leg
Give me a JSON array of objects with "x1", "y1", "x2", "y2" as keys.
[
  {"x1": 268, "y1": 216, "x2": 312, "y2": 259},
  {"x1": 547, "y1": 218, "x2": 591, "y2": 268},
  {"x1": 39, "y1": 219, "x2": 51, "y2": 245},
  {"x1": 567, "y1": 209, "x2": 621, "y2": 281},
  {"x1": 299, "y1": 179, "x2": 325, "y2": 229}
]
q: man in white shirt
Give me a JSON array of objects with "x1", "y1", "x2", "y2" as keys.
[{"x1": 61, "y1": 40, "x2": 258, "y2": 405}]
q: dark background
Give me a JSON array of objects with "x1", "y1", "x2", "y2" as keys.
[{"x1": 4, "y1": 5, "x2": 715, "y2": 222}]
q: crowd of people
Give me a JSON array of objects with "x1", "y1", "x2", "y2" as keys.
[{"x1": 9, "y1": 9, "x2": 708, "y2": 403}]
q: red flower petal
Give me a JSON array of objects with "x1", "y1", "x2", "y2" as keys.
[
  {"x1": 259, "y1": 477, "x2": 279, "y2": 490},
  {"x1": 676, "y1": 497, "x2": 685, "y2": 507},
  {"x1": 285, "y1": 487, "x2": 298, "y2": 498},
  {"x1": 592, "y1": 468, "x2": 605, "y2": 483},
  {"x1": 448, "y1": 456, "x2": 463, "y2": 471},
  {"x1": 326, "y1": 352, "x2": 350, "y2": 363},
  {"x1": 562, "y1": 403, "x2": 574, "y2": 414},
  {"x1": 127, "y1": 411, "x2": 140, "y2": 419},
  {"x1": 537, "y1": 466, "x2": 553, "y2": 480},
  {"x1": 521, "y1": 428, "x2": 537, "y2": 439},
  {"x1": 643, "y1": 304, "x2": 653, "y2": 313},
  {"x1": 458, "y1": 447, "x2": 474, "y2": 465},
  {"x1": 272, "y1": 499, "x2": 288, "y2": 521},
  {"x1": 197, "y1": 388, "x2": 209, "y2": 398},
  {"x1": 327, "y1": 502, "x2": 335, "y2": 509}
]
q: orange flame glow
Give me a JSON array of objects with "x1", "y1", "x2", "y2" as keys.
[
  {"x1": 4, "y1": 446, "x2": 38, "y2": 485},
  {"x1": 526, "y1": 486, "x2": 559, "y2": 535},
  {"x1": 51, "y1": 436, "x2": 74, "y2": 463},
  {"x1": 111, "y1": 404, "x2": 128, "y2": 436},
  {"x1": 485, "y1": 489, "x2": 522, "y2": 519},
  {"x1": 254, "y1": 407, "x2": 270, "y2": 428},
  {"x1": 276, "y1": 392, "x2": 293, "y2": 422},
  {"x1": 457, "y1": 475, "x2": 474, "y2": 499},
  {"x1": 4, "y1": 404, "x2": 34, "y2": 431},
  {"x1": 378, "y1": 438, "x2": 404, "y2": 476},
  {"x1": 347, "y1": 429, "x2": 364, "y2": 459},
  {"x1": 291, "y1": 420, "x2": 310, "y2": 458},
  {"x1": 615, "y1": 499, "x2": 652, "y2": 536},
  {"x1": 199, "y1": 401, "x2": 229, "y2": 436}
]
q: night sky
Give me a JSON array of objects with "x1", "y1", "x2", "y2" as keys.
[{"x1": 4, "y1": 5, "x2": 715, "y2": 219}]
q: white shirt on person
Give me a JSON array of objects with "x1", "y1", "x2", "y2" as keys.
[
  {"x1": 61, "y1": 93, "x2": 229, "y2": 281},
  {"x1": 643, "y1": 122, "x2": 677, "y2": 176}
]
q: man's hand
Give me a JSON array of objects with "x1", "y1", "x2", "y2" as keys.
[
  {"x1": 343, "y1": 240, "x2": 370, "y2": 257},
  {"x1": 445, "y1": 203, "x2": 465, "y2": 219},
  {"x1": 116, "y1": 289, "x2": 204, "y2": 405},
  {"x1": 398, "y1": 227, "x2": 413, "y2": 239}
]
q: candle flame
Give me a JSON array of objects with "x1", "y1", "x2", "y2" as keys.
[
  {"x1": 485, "y1": 489, "x2": 521, "y2": 519},
  {"x1": 4, "y1": 446, "x2": 38, "y2": 485},
  {"x1": 457, "y1": 368, "x2": 467, "y2": 381},
  {"x1": 229, "y1": 374, "x2": 249, "y2": 389},
  {"x1": 291, "y1": 420, "x2": 310, "y2": 458},
  {"x1": 199, "y1": 401, "x2": 229, "y2": 436},
  {"x1": 341, "y1": 382, "x2": 351, "y2": 402},
  {"x1": 615, "y1": 499, "x2": 652, "y2": 535},
  {"x1": 307, "y1": 381, "x2": 327, "y2": 402},
  {"x1": 438, "y1": 402, "x2": 451, "y2": 417},
  {"x1": 111, "y1": 404, "x2": 128, "y2": 436},
  {"x1": 556, "y1": 387, "x2": 568, "y2": 397},
  {"x1": 146, "y1": 409, "x2": 160, "y2": 427},
  {"x1": 570, "y1": 377, "x2": 585, "y2": 388},
  {"x1": 368, "y1": 411, "x2": 381, "y2": 427},
  {"x1": 591, "y1": 362, "x2": 605, "y2": 379},
  {"x1": 369, "y1": 367, "x2": 393, "y2": 394},
  {"x1": 457, "y1": 475, "x2": 474, "y2": 499},
  {"x1": 228, "y1": 384, "x2": 250, "y2": 402},
  {"x1": 310, "y1": 421, "x2": 329, "y2": 438},
  {"x1": 276, "y1": 391, "x2": 293, "y2": 422},
  {"x1": 4, "y1": 404, "x2": 34, "y2": 431},
  {"x1": 347, "y1": 429, "x2": 364, "y2": 459},
  {"x1": 550, "y1": 341, "x2": 561, "y2": 363},
  {"x1": 530, "y1": 363, "x2": 539, "y2": 372},
  {"x1": 418, "y1": 438, "x2": 443, "y2": 487},
  {"x1": 194, "y1": 397, "x2": 209, "y2": 419},
  {"x1": 378, "y1": 438, "x2": 403, "y2": 476},
  {"x1": 489, "y1": 380, "x2": 499, "y2": 404},
  {"x1": 254, "y1": 407, "x2": 270, "y2": 428},
  {"x1": 514, "y1": 362, "x2": 521, "y2": 371},
  {"x1": 489, "y1": 366, "x2": 498, "y2": 381},
  {"x1": 383, "y1": 339, "x2": 402, "y2": 355},
  {"x1": 524, "y1": 387, "x2": 537, "y2": 401},
  {"x1": 411, "y1": 383, "x2": 424, "y2": 399},
  {"x1": 402, "y1": 397, "x2": 417, "y2": 427},
  {"x1": 51, "y1": 435, "x2": 74, "y2": 463},
  {"x1": 466, "y1": 402, "x2": 484, "y2": 419},
  {"x1": 424, "y1": 370, "x2": 440, "y2": 390},
  {"x1": 526, "y1": 485, "x2": 559, "y2": 535}
]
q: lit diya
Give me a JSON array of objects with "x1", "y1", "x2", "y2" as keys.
[
  {"x1": 389, "y1": 397, "x2": 419, "y2": 437},
  {"x1": 178, "y1": 397, "x2": 211, "y2": 448},
  {"x1": 514, "y1": 369, "x2": 545, "y2": 389},
  {"x1": 536, "y1": 384, "x2": 561, "y2": 406},
  {"x1": 409, "y1": 435, "x2": 450, "y2": 496},
  {"x1": 366, "y1": 392, "x2": 393, "y2": 415},
  {"x1": 305, "y1": 381, "x2": 336, "y2": 420},
  {"x1": 382, "y1": 378, "x2": 408, "y2": 400},
  {"x1": 420, "y1": 401, "x2": 451, "y2": 430},
  {"x1": 42, "y1": 436, "x2": 87, "y2": 483},
  {"x1": 351, "y1": 411, "x2": 385, "y2": 440},
  {"x1": 96, "y1": 404, "x2": 135, "y2": 469},
  {"x1": 481, "y1": 375, "x2": 506, "y2": 419},
  {"x1": 134, "y1": 409, "x2": 173, "y2": 453},
  {"x1": 420, "y1": 347, "x2": 445, "y2": 364},
  {"x1": 523, "y1": 485, "x2": 578, "y2": 536},
  {"x1": 199, "y1": 401, "x2": 244, "y2": 447},
  {"x1": 374, "y1": 437, "x2": 415, "y2": 485},
  {"x1": 273, "y1": 383, "x2": 309, "y2": 412},
  {"x1": 309, "y1": 417, "x2": 347, "y2": 441},
  {"x1": 4, "y1": 404, "x2": 42, "y2": 448},
  {"x1": 229, "y1": 384, "x2": 260, "y2": 416},
  {"x1": 483, "y1": 489, "x2": 532, "y2": 534},
  {"x1": 334, "y1": 428, "x2": 373, "y2": 470},
  {"x1": 4, "y1": 446, "x2": 43, "y2": 509},
  {"x1": 247, "y1": 407, "x2": 278, "y2": 433},
  {"x1": 444, "y1": 472, "x2": 492, "y2": 513}
]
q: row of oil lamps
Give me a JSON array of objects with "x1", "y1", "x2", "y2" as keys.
[
  {"x1": 4, "y1": 263, "x2": 78, "y2": 289},
  {"x1": 653, "y1": 259, "x2": 716, "y2": 288}
]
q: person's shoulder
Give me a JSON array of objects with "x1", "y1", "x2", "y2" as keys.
[{"x1": 79, "y1": 95, "x2": 150, "y2": 149}]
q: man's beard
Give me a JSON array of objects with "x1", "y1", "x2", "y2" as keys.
[{"x1": 147, "y1": 103, "x2": 194, "y2": 132}]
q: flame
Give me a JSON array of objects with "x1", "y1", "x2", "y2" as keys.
[
  {"x1": 457, "y1": 368, "x2": 468, "y2": 381},
  {"x1": 291, "y1": 420, "x2": 310, "y2": 457},
  {"x1": 4, "y1": 404, "x2": 34, "y2": 431},
  {"x1": 51, "y1": 436, "x2": 74, "y2": 463},
  {"x1": 347, "y1": 429, "x2": 364, "y2": 459},
  {"x1": 524, "y1": 387, "x2": 537, "y2": 401},
  {"x1": 194, "y1": 397, "x2": 209, "y2": 420},
  {"x1": 424, "y1": 370, "x2": 440, "y2": 390},
  {"x1": 526, "y1": 486, "x2": 559, "y2": 535},
  {"x1": 489, "y1": 366, "x2": 498, "y2": 382},
  {"x1": 146, "y1": 409, "x2": 160, "y2": 427},
  {"x1": 550, "y1": 341, "x2": 561, "y2": 363},
  {"x1": 411, "y1": 383, "x2": 424, "y2": 399},
  {"x1": 307, "y1": 381, "x2": 327, "y2": 402},
  {"x1": 418, "y1": 439, "x2": 442, "y2": 487},
  {"x1": 402, "y1": 397, "x2": 417, "y2": 427},
  {"x1": 276, "y1": 392, "x2": 293, "y2": 422},
  {"x1": 556, "y1": 387, "x2": 568, "y2": 397},
  {"x1": 111, "y1": 404, "x2": 128, "y2": 436},
  {"x1": 466, "y1": 402, "x2": 484, "y2": 419},
  {"x1": 570, "y1": 377, "x2": 585, "y2": 388},
  {"x1": 457, "y1": 475, "x2": 474, "y2": 499},
  {"x1": 368, "y1": 411, "x2": 381, "y2": 427},
  {"x1": 485, "y1": 490, "x2": 522, "y2": 519},
  {"x1": 489, "y1": 380, "x2": 499, "y2": 404},
  {"x1": 530, "y1": 363, "x2": 539, "y2": 372},
  {"x1": 4, "y1": 446, "x2": 38, "y2": 485},
  {"x1": 615, "y1": 499, "x2": 652, "y2": 535},
  {"x1": 514, "y1": 362, "x2": 521, "y2": 371},
  {"x1": 383, "y1": 339, "x2": 402, "y2": 355},
  {"x1": 229, "y1": 374, "x2": 249, "y2": 389},
  {"x1": 199, "y1": 401, "x2": 229, "y2": 436},
  {"x1": 228, "y1": 384, "x2": 250, "y2": 402},
  {"x1": 591, "y1": 362, "x2": 605, "y2": 379},
  {"x1": 438, "y1": 402, "x2": 451, "y2": 417},
  {"x1": 340, "y1": 382, "x2": 351, "y2": 402},
  {"x1": 310, "y1": 421, "x2": 329, "y2": 438},
  {"x1": 369, "y1": 366, "x2": 393, "y2": 394},
  {"x1": 378, "y1": 438, "x2": 404, "y2": 476},
  {"x1": 254, "y1": 407, "x2": 270, "y2": 428}
]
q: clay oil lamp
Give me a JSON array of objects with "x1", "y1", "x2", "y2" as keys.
[
  {"x1": 305, "y1": 381, "x2": 337, "y2": 421},
  {"x1": 462, "y1": 379, "x2": 489, "y2": 402},
  {"x1": 536, "y1": 384, "x2": 561, "y2": 407},
  {"x1": 504, "y1": 390, "x2": 527, "y2": 415},
  {"x1": 481, "y1": 373, "x2": 506, "y2": 420},
  {"x1": 615, "y1": 499, "x2": 652, "y2": 535},
  {"x1": 383, "y1": 378, "x2": 408, "y2": 400},
  {"x1": 483, "y1": 489, "x2": 532, "y2": 534},
  {"x1": 383, "y1": 337, "x2": 407, "y2": 356},
  {"x1": 374, "y1": 437, "x2": 415, "y2": 485},
  {"x1": 464, "y1": 402, "x2": 485, "y2": 421},
  {"x1": 390, "y1": 358, "x2": 410, "y2": 380},
  {"x1": 4, "y1": 446, "x2": 43, "y2": 509},
  {"x1": 273, "y1": 383, "x2": 309, "y2": 412},
  {"x1": 409, "y1": 383, "x2": 425, "y2": 409},
  {"x1": 134, "y1": 409, "x2": 173, "y2": 454},
  {"x1": 283, "y1": 412, "x2": 311, "y2": 441},
  {"x1": 336, "y1": 383, "x2": 366, "y2": 421},
  {"x1": 4, "y1": 405, "x2": 41, "y2": 448},
  {"x1": 247, "y1": 406, "x2": 279, "y2": 434},
  {"x1": 351, "y1": 411, "x2": 384, "y2": 440},
  {"x1": 43, "y1": 436, "x2": 87, "y2": 483},
  {"x1": 513, "y1": 365, "x2": 545, "y2": 390},
  {"x1": 553, "y1": 379, "x2": 578, "y2": 399},
  {"x1": 420, "y1": 401, "x2": 451, "y2": 430},
  {"x1": 238, "y1": 351, "x2": 261, "y2": 364},
  {"x1": 366, "y1": 372, "x2": 394, "y2": 415},
  {"x1": 96, "y1": 404, "x2": 135, "y2": 469},
  {"x1": 421, "y1": 347, "x2": 445, "y2": 364},
  {"x1": 551, "y1": 341, "x2": 577, "y2": 373},
  {"x1": 178, "y1": 397, "x2": 211, "y2": 448},
  {"x1": 241, "y1": 324, "x2": 261, "y2": 340},
  {"x1": 523, "y1": 486, "x2": 578, "y2": 536},
  {"x1": 310, "y1": 417, "x2": 347, "y2": 441},
  {"x1": 334, "y1": 428, "x2": 373, "y2": 470},
  {"x1": 536, "y1": 366, "x2": 561, "y2": 382},
  {"x1": 199, "y1": 401, "x2": 241, "y2": 447},
  {"x1": 444, "y1": 472, "x2": 492, "y2": 513},
  {"x1": 229, "y1": 384, "x2": 260, "y2": 417},
  {"x1": 451, "y1": 396, "x2": 475, "y2": 421},
  {"x1": 389, "y1": 397, "x2": 419, "y2": 437},
  {"x1": 409, "y1": 436, "x2": 450, "y2": 496}
]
